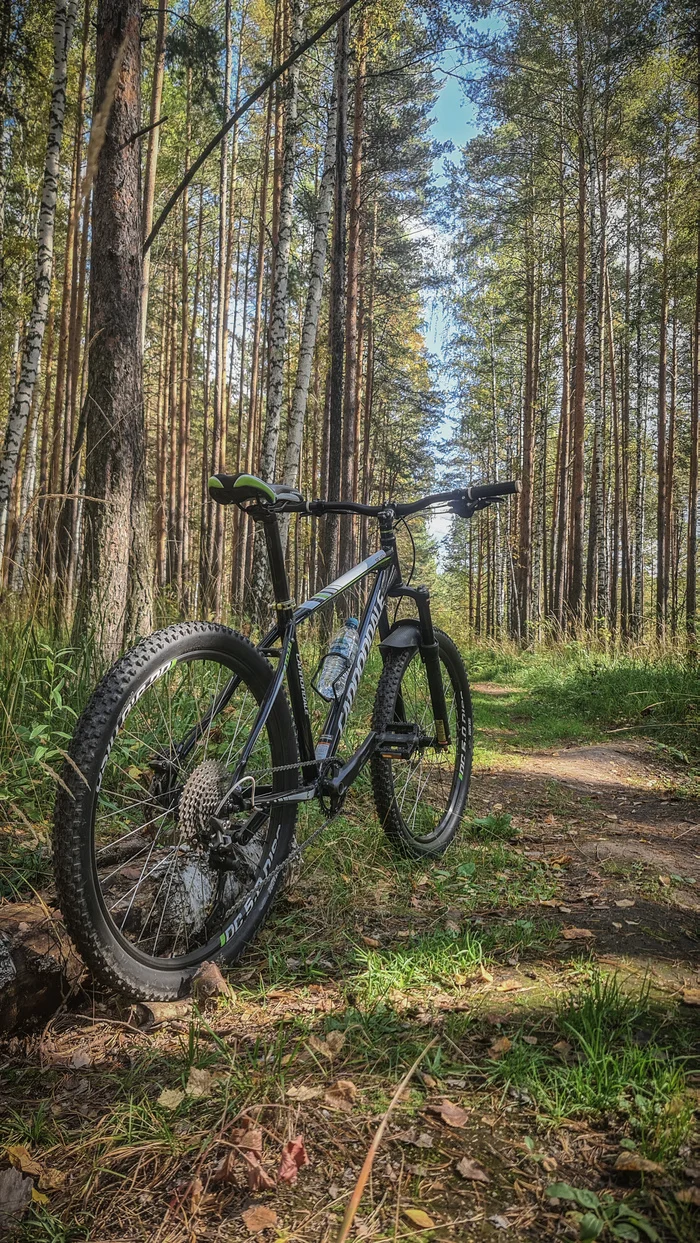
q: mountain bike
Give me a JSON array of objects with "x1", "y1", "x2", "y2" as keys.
[{"x1": 53, "y1": 473, "x2": 520, "y2": 999}]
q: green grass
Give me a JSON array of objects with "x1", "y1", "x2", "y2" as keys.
[{"x1": 483, "y1": 973, "x2": 697, "y2": 1162}]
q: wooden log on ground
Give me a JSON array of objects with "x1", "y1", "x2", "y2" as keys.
[{"x1": 0, "y1": 901, "x2": 83, "y2": 1033}]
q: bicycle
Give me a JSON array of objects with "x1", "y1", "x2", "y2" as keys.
[{"x1": 53, "y1": 473, "x2": 520, "y2": 999}]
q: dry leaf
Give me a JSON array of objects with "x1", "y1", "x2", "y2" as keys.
[
  {"x1": 549, "y1": 854, "x2": 572, "y2": 866},
  {"x1": 430, "y1": 1098, "x2": 468, "y2": 1127},
  {"x1": 242, "y1": 1204, "x2": 279, "y2": 1233},
  {"x1": 658, "y1": 874, "x2": 671, "y2": 887},
  {"x1": 211, "y1": 1151, "x2": 238, "y2": 1185},
  {"x1": 496, "y1": 979, "x2": 521, "y2": 993},
  {"x1": 243, "y1": 1151, "x2": 276, "y2": 1192},
  {"x1": 615, "y1": 899, "x2": 635, "y2": 908},
  {"x1": 561, "y1": 926, "x2": 595, "y2": 940},
  {"x1": 278, "y1": 1135, "x2": 309, "y2": 1185},
  {"x1": 157, "y1": 1087, "x2": 185, "y2": 1109},
  {"x1": 522, "y1": 1035, "x2": 538, "y2": 1046},
  {"x1": 309, "y1": 1031, "x2": 345, "y2": 1059},
  {"x1": 6, "y1": 1146, "x2": 42, "y2": 1177},
  {"x1": 0, "y1": 1167, "x2": 33, "y2": 1225},
  {"x1": 489, "y1": 1036, "x2": 512, "y2": 1059},
  {"x1": 420, "y1": 1071, "x2": 437, "y2": 1088},
  {"x1": 31, "y1": 1188, "x2": 49, "y2": 1206},
  {"x1": 403, "y1": 1207, "x2": 436, "y2": 1228},
  {"x1": 38, "y1": 1167, "x2": 66, "y2": 1191},
  {"x1": 286, "y1": 1083, "x2": 323, "y2": 1101},
  {"x1": 234, "y1": 1127, "x2": 263, "y2": 1156},
  {"x1": 541, "y1": 1157, "x2": 558, "y2": 1172},
  {"x1": 681, "y1": 989, "x2": 700, "y2": 1007},
  {"x1": 70, "y1": 1049, "x2": 91, "y2": 1069},
  {"x1": 361, "y1": 934, "x2": 381, "y2": 948},
  {"x1": 325, "y1": 1079, "x2": 358, "y2": 1113},
  {"x1": 676, "y1": 1187, "x2": 700, "y2": 1206},
  {"x1": 186, "y1": 1066, "x2": 215, "y2": 1097},
  {"x1": 488, "y1": 1214, "x2": 510, "y2": 1230},
  {"x1": 476, "y1": 963, "x2": 494, "y2": 984},
  {"x1": 456, "y1": 1156, "x2": 490, "y2": 1183},
  {"x1": 614, "y1": 1152, "x2": 664, "y2": 1174},
  {"x1": 553, "y1": 1040, "x2": 573, "y2": 1060}
]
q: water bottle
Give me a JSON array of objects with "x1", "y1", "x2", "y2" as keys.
[{"x1": 317, "y1": 618, "x2": 360, "y2": 700}]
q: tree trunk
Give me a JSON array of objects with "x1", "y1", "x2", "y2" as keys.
[
  {"x1": 568, "y1": 26, "x2": 586, "y2": 623},
  {"x1": 0, "y1": 0, "x2": 77, "y2": 568},
  {"x1": 281, "y1": 48, "x2": 339, "y2": 551},
  {"x1": 339, "y1": 26, "x2": 365, "y2": 575},
  {"x1": 140, "y1": 0, "x2": 168, "y2": 349},
  {"x1": 73, "y1": 0, "x2": 151, "y2": 666},
  {"x1": 251, "y1": 0, "x2": 303, "y2": 608},
  {"x1": 321, "y1": 10, "x2": 349, "y2": 588},
  {"x1": 656, "y1": 145, "x2": 669, "y2": 639}
]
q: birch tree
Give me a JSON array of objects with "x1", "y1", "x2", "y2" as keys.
[{"x1": 0, "y1": 0, "x2": 77, "y2": 571}]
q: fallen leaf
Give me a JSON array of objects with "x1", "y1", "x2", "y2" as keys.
[
  {"x1": 31, "y1": 1188, "x2": 49, "y2": 1206},
  {"x1": 361, "y1": 934, "x2": 381, "y2": 948},
  {"x1": 612, "y1": 922, "x2": 623, "y2": 930},
  {"x1": 324, "y1": 1079, "x2": 358, "y2": 1113},
  {"x1": 278, "y1": 1135, "x2": 309, "y2": 1185},
  {"x1": 6, "y1": 1146, "x2": 42, "y2": 1178},
  {"x1": 614, "y1": 1152, "x2": 664, "y2": 1174},
  {"x1": 0, "y1": 1167, "x2": 33, "y2": 1225},
  {"x1": 553, "y1": 1040, "x2": 573, "y2": 1060},
  {"x1": 157, "y1": 1087, "x2": 185, "y2": 1109},
  {"x1": 541, "y1": 1157, "x2": 558, "y2": 1173},
  {"x1": 561, "y1": 926, "x2": 595, "y2": 940},
  {"x1": 211, "y1": 1151, "x2": 238, "y2": 1185},
  {"x1": 234, "y1": 1127, "x2": 263, "y2": 1156},
  {"x1": 456, "y1": 1156, "x2": 490, "y2": 1183},
  {"x1": 522, "y1": 1035, "x2": 538, "y2": 1046},
  {"x1": 681, "y1": 989, "x2": 700, "y2": 1007},
  {"x1": 403, "y1": 1207, "x2": 435, "y2": 1228},
  {"x1": 496, "y1": 979, "x2": 521, "y2": 993},
  {"x1": 309, "y1": 1030, "x2": 346, "y2": 1059},
  {"x1": 489, "y1": 1036, "x2": 512, "y2": 1059},
  {"x1": 70, "y1": 1049, "x2": 91, "y2": 1069},
  {"x1": 243, "y1": 1151, "x2": 276, "y2": 1191},
  {"x1": 242, "y1": 1204, "x2": 279, "y2": 1233},
  {"x1": 488, "y1": 1214, "x2": 510, "y2": 1229},
  {"x1": 476, "y1": 963, "x2": 494, "y2": 984},
  {"x1": 430, "y1": 1098, "x2": 469, "y2": 1127},
  {"x1": 658, "y1": 875, "x2": 671, "y2": 887},
  {"x1": 285, "y1": 1083, "x2": 323, "y2": 1101},
  {"x1": 38, "y1": 1167, "x2": 67, "y2": 1191},
  {"x1": 186, "y1": 1066, "x2": 220, "y2": 1097},
  {"x1": 676, "y1": 1187, "x2": 700, "y2": 1206},
  {"x1": 615, "y1": 899, "x2": 635, "y2": 908},
  {"x1": 420, "y1": 1071, "x2": 437, "y2": 1088},
  {"x1": 549, "y1": 854, "x2": 572, "y2": 866}
]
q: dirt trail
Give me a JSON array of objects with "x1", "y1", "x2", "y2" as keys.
[{"x1": 471, "y1": 690, "x2": 700, "y2": 975}]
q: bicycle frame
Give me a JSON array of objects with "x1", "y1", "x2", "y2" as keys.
[{"x1": 204, "y1": 507, "x2": 449, "y2": 822}]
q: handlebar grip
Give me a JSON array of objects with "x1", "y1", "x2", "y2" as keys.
[{"x1": 467, "y1": 480, "x2": 521, "y2": 501}]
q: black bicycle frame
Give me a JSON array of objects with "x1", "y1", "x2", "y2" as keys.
[{"x1": 202, "y1": 508, "x2": 450, "y2": 820}]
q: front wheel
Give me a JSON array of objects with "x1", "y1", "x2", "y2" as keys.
[
  {"x1": 371, "y1": 628, "x2": 473, "y2": 857},
  {"x1": 53, "y1": 623, "x2": 299, "y2": 1000}
]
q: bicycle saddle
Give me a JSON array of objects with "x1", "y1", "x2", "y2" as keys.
[{"x1": 208, "y1": 472, "x2": 304, "y2": 506}]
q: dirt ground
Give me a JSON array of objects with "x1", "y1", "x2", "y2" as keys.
[{"x1": 1, "y1": 689, "x2": 699, "y2": 1241}]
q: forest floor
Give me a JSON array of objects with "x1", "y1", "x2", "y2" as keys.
[{"x1": 1, "y1": 662, "x2": 700, "y2": 1242}]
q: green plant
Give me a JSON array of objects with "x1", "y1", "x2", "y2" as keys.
[{"x1": 546, "y1": 1183, "x2": 659, "y2": 1242}]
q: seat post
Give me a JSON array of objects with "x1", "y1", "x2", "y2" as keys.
[{"x1": 262, "y1": 514, "x2": 293, "y2": 612}]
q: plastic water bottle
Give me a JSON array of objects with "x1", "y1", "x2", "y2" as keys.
[{"x1": 317, "y1": 618, "x2": 360, "y2": 700}]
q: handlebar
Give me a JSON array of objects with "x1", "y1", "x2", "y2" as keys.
[{"x1": 277, "y1": 480, "x2": 521, "y2": 518}]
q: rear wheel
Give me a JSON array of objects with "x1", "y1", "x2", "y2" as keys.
[
  {"x1": 53, "y1": 623, "x2": 299, "y2": 1000},
  {"x1": 371, "y1": 628, "x2": 472, "y2": 857}
]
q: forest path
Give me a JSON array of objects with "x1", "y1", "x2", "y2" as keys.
[{"x1": 471, "y1": 686, "x2": 700, "y2": 981}]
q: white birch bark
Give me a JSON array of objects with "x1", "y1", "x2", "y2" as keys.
[
  {"x1": 251, "y1": 0, "x2": 303, "y2": 607},
  {"x1": 258, "y1": 0, "x2": 303, "y2": 484},
  {"x1": 0, "y1": 0, "x2": 77, "y2": 567},
  {"x1": 280, "y1": 71, "x2": 338, "y2": 553}
]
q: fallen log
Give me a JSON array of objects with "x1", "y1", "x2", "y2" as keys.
[{"x1": 0, "y1": 901, "x2": 83, "y2": 1034}]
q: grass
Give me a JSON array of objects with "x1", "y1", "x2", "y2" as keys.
[{"x1": 2, "y1": 627, "x2": 700, "y2": 1239}]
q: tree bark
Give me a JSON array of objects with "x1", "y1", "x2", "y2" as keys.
[
  {"x1": 0, "y1": 0, "x2": 77, "y2": 569},
  {"x1": 73, "y1": 0, "x2": 152, "y2": 666},
  {"x1": 568, "y1": 24, "x2": 586, "y2": 623},
  {"x1": 140, "y1": 0, "x2": 168, "y2": 349}
]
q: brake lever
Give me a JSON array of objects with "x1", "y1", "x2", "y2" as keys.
[{"x1": 450, "y1": 497, "x2": 497, "y2": 519}]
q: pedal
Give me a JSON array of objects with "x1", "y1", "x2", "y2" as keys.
[{"x1": 377, "y1": 722, "x2": 423, "y2": 759}]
